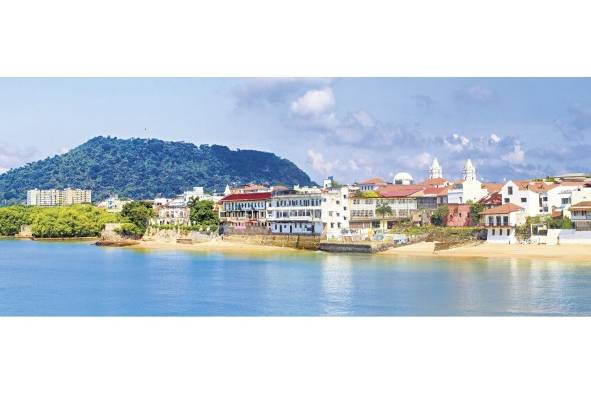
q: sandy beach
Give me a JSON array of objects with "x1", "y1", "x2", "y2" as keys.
[
  {"x1": 125, "y1": 239, "x2": 311, "y2": 255},
  {"x1": 123, "y1": 238, "x2": 591, "y2": 262},
  {"x1": 381, "y1": 241, "x2": 591, "y2": 261}
]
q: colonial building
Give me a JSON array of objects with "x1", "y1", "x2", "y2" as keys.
[
  {"x1": 446, "y1": 204, "x2": 471, "y2": 227},
  {"x1": 481, "y1": 203, "x2": 526, "y2": 244},
  {"x1": 447, "y1": 159, "x2": 487, "y2": 204},
  {"x1": 96, "y1": 195, "x2": 132, "y2": 213},
  {"x1": 321, "y1": 186, "x2": 350, "y2": 238},
  {"x1": 218, "y1": 192, "x2": 271, "y2": 231},
  {"x1": 266, "y1": 189, "x2": 323, "y2": 235},
  {"x1": 358, "y1": 177, "x2": 387, "y2": 192},
  {"x1": 500, "y1": 180, "x2": 585, "y2": 217},
  {"x1": 350, "y1": 185, "x2": 420, "y2": 230},
  {"x1": 569, "y1": 201, "x2": 591, "y2": 231},
  {"x1": 153, "y1": 199, "x2": 191, "y2": 226}
]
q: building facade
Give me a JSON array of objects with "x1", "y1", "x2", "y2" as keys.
[
  {"x1": 481, "y1": 203, "x2": 526, "y2": 244},
  {"x1": 26, "y1": 188, "x2": 92, "y2": 206},
  {"x1": 266, "y1": 189, "x2": 323, "y2": 235},
  {"x1": 218, "y1": 192, "x2": 271, "y2": 231}
]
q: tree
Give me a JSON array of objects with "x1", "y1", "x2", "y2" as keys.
[
  {"x1": 120, "y1": 201, "x2": 154, "y2": 235},
  {"x1": 469, "y1": 201, "x2": 485, "y2": 226},
  {"x1": 189, "y1": 200, "x2": 219, "y2": 227},
  {"x1": 375, "y1": 202, "x2": 393, "y2": 219},
  {"x1": 431, "y1": 205, "x2": 449, "y2": 226}
]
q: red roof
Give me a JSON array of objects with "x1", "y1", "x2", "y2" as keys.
[
  {"x1": 479, "y1": 191, "x2": 502, "y2": 206},
  {"x1": 482, "y1": 183, "x2": 503, "y2": 193},
  {"x1": 481, "y1": 203, "x2": 523, "y2": 215},
  {"x1": 377, "y1": 185, "x2": 424, "y2": 198},
  {"x1": 219, "y1": 192, "x2": 271, "y2": 202},
  {"x1": 418, "y1": 177, "x2": 448, "y2": 186},
  {"x1": 359, "y1": 177, "x2": 387, "y2": 185},
  {"x1": 422, "y1": 187, "x2": 448, "y2": 196}
]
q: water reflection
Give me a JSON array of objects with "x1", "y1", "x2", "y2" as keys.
[
  {"x1": 3, "y1": 239, "x2": 591, "y2": 316},
  {"x1": 321, "y1": 255, "x2": 353, "y2": 315}
]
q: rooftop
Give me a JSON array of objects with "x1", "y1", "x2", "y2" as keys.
[
  {"x1": 219, "y1": 192, "x2": 272, "y2": 202},
  {"x1": 481, "y1": 203, "x2": 523, "y2": 215}
]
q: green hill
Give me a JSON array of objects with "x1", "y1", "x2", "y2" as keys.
[{"x1": 0, "y1": 136, "x2": 314, "y2": 204}]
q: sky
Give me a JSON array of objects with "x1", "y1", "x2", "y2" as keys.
[{"x1": 0, "y1": 77, "x2": 590, "y2": 184}]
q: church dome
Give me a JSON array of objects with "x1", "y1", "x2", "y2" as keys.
[{"x1": 393, "y1": 172, "x2": 414, "y2": 185}]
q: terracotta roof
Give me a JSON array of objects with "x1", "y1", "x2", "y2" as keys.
[
  {"x1": 482, "y1": 183, "x2": 503, "y2": 193},
  {"x1": 421, "y1": 187, "x2": 448, "y2": 196},
  {"x1": 418, "y1": 177, "x2": 449, "y2": 186},
  {"x1": 478, "y1": 191, "x2": 502, "y2": 206},
  {"x1": 377, "y1": 185, "x2": 424, "y2": 198},
  {"x1": 569, "y1": 201, "x2": 591, "y2": 211},
  {"x1": 359, "y1": 177, "x2": 387, "y2": 185},
  {"x1": 510, "y1": 180, "x2": 559, "y2": 192},
  {"x1": 219, "y1": 192, "x2": 272, "y2": 202},
  {"x1": 481, "y1": 203, "x2": 523, "y2": 215}
]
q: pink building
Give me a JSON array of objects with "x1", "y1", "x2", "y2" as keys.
[{"x1": 446, "y1": 203, "x2": 471, "y2": 227}]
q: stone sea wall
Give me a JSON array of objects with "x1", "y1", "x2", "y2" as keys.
[
  {"x1": 143, "y1": 227, "x2": 215, "y2": 243},
  {"x1": 223, "y1": 234, "x2": 321, "y2": 250}
]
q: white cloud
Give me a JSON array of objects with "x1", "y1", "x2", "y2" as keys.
[
  {"x1": 307, "y1": 149, "x2": 336, "y2": 175},
  {"x1": 291, "y1": 87, "x2": 335, "y2": 116},
  {"x1": 502, "y1": 143, "x2": 525, "y2": 164},
  {"x1": 234, "y1": 78, "x2": 336, "y2": 107},
  {"x1": 489, "y1": 133, "x2": 501, "y2": 144},
  {"x1": 352, "y1": 110, "x2": 375, "y2": 128},
  {"x1": 444, "y1": 133, "x2": 471, "y2": 152},
  {"x1": 0, "y1": 167, "x2": 8, "y2": 174},
  {"x1": 0, "y1": 144, "x2": 38, "y2": 172},
  {"x1": 455, "y1": 85, "x2": 495, "y2": 104}
]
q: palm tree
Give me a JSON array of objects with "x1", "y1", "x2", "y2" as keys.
[{"x1": 375, "y1": 202, "x2": 393, "y2": 230}]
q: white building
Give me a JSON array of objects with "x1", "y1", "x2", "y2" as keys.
[
  {"x1": 266, "y1": 189, "x2": 323, "y2": 235},
  {"x1": 501, "y1": 180, "x2": 586, "y2": 217},
  {"x1": 393, "y1": 172, "x2": 414, "y2": 185},
  {"x1": 447, "y1": 159, "x2": 487, "y2": 204},
  {"x1": 481, "y1": 203, "x2": 526, "y2": 244},
  {"x1": 321, "y1": 186, "x2": 350, "y2": 238},
  {"x1": 429, "y1": 158, "x2": 443, "y2": 179},
  {"x1": 26, "y1": 188, "x2": 92, "y2": 206},
  {"x1": 96, "y1": 195, "x2": 132, "y2": 213}
]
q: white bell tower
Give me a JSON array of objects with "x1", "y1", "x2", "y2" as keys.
[
  {"x1": 463, "y1": 159, "x2": 476, "y2": 181},
  {"x1": 429, "y1": 158, "x2": 443, "y2": 179}
]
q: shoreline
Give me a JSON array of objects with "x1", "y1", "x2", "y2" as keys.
[
  {"x1": 4, "y1": 236, "x2": 591, "y2": 262},
  {"x1": 380, "y1": 241, "x2": 591, "y2": 262},
  {"x1": 123, "y1": 239, "x2": 315, "y2": 255}
]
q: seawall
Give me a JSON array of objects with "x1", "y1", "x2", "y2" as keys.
[{"x1": 223, "y1": 234, "x2": 321, "y2": 250}]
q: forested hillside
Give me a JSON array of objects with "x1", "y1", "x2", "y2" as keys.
[{"x1": 0, "y1": 136, "x2": 314, "y2": 204}]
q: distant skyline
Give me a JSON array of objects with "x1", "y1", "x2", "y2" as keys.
[{"x1": 1, "y1": 77, "x2": 590, "y2": 183}]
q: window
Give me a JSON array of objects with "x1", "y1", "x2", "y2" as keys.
[
  {"x1": 504, "y1": 198, "x2": 510, "y2": 203},
  {"x1": 543, "y1": 196, "x2": 548, "y2": 202},
  {"x1": 492, "y1": 229, "x2": 495, "y2": 236},
  {"x1": 508, "y1": 186, "x2": 513, "y2": 195},
  {"x1": 330, "y1": 223, "x2": 334, "y2": 228},
  {"x1": 521, "y1": 198, "x2": 527, "y2": 203},
  {"x1": 562, "y1": 198, "x2": 571, "y2": 205},
  {"x1": 506, "y1": 229, "x2": 510, "y2": 236}
]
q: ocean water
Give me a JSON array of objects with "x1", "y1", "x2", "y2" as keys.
[{"x1": 1, "y1": 239, "x2": 591, "y2": 316}]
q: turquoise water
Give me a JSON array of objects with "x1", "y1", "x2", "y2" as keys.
[{"x1": 1, "y1": 239, "x2": 591, "y2": 316}]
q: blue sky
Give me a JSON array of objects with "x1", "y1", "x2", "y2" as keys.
[{"x1": 0, "y1": 77, "x2": 590, "y2": 183}]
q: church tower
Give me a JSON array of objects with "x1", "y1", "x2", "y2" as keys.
[
  {"x1": 429, "y1": 158, "x2": 443, "y2": 179},
  {"x1": 463, "y1": 159, "x2": 476, "y2": 181}
]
